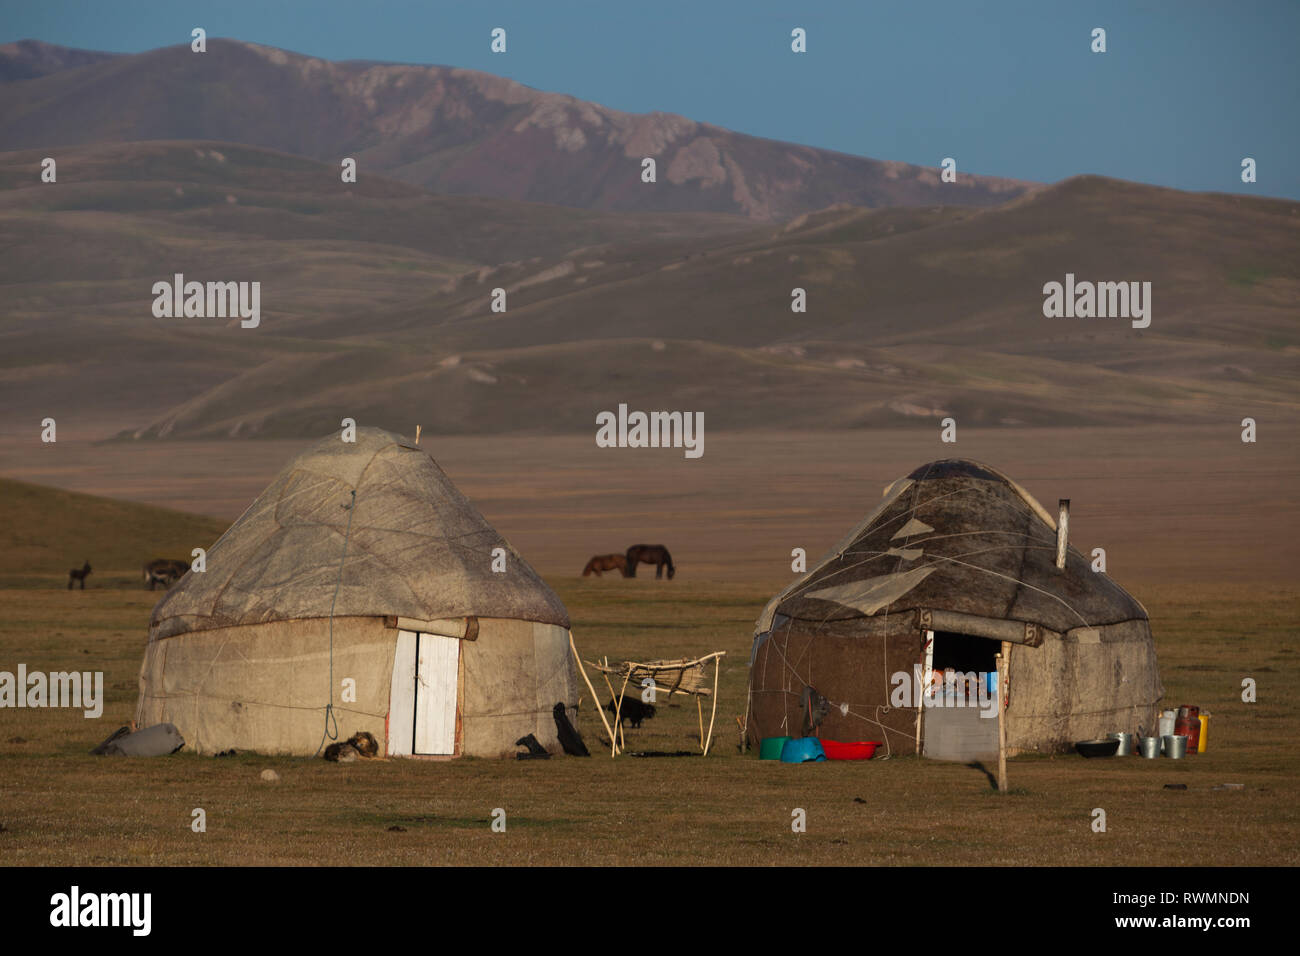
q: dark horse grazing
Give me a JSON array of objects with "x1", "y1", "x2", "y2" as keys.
[
  {"x1": 625, "y1": 544, "x2": 675, "y2": 579},
  {"x1": 582, "y1": 554, "x2": 628, "y2": 577},
  {"x1": 68, "y1": 561, "x2": 92, "y2": 590},
  {"x1": 143, "y1": 558, "x2": 190, "y2": 590}
]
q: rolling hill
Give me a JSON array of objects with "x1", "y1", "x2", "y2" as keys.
[
  {"x1": 1, "y1": 139, "x2": 1295, "y2": 439},
  {"x1": 0, "y1": 476, "x2": 228, "y2": 586},
  {"x1": 0, "y1": 38, "x2": 119, "y2": 81}
]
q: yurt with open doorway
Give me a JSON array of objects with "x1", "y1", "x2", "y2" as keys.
[
  {"x1": 136, "y1": 426, "x2": 580, "y2": 758},
  {"x1": 746, "y1": 459, "x2": 1162, "y2": 760}
]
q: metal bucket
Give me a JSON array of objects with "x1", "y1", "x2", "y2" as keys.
[
  {"x1": 1138, "y1": 736, "x2": 1161, "y2": 759},
  {"x1": 1162, "y1": 734, "x2": 1188, "y2": 759},
  {"x1": 1110, "y1": 732, "x2": 1134, "y2": 756}
]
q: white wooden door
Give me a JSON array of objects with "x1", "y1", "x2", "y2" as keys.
[
  {"x1": 414, "y1": 633, "x2": 459, "y2": 754},
  {"x1": 387, "y1": 630, "x2": 459, "y2": 756},
  {"x1": 387, "y1": 630, "x2": 418, "y2": 755}
]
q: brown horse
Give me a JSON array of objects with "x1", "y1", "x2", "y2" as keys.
[
  {"x1": 67, "y1": 560, "x2": 92, "y2": 590},
  {"x1": 582, "y1": 554, "x2": 628, "y2": 577},
  {"x1": 625, "y1": 544, "x2": 675, "y2": 579},
  {"x1": 143, "y1": 558, "x2": 190, "y2": 590}
]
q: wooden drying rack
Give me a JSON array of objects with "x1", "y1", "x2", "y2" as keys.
[{"x1": 570, "y1": 647, "x2": 726, "y2": 757}]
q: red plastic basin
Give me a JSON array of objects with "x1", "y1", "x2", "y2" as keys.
[{"x1": 819, "y1": 739, "x2": 882, "y2": 760}]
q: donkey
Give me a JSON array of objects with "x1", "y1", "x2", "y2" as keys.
[
  {"x1": 67, "y1": 561, "x2": 92, "y2": 590},
  {"x1": 582, "y1": 553, "x2": 628, "y2": 577},
  {"x1": 143, "y1": 558, "x2": 190, "y2": 590},
  {"x1": 625, "y1": 544, "x2": 675, "y2": 580}
]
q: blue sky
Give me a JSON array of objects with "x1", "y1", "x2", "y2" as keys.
[{"x1": 4, "y1": 0, "x2": 1297, "y2": 199}]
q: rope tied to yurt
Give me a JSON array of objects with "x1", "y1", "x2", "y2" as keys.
[
  {"x1": 758, "y1": 615, "x2": 903, "y2": 757},
  {"x1": 314, "y1": 488, "x2": 357, "y2": 757}
]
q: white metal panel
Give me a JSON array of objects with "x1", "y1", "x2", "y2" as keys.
[
  {"x1": 923, "y1": 702, "x2": 999, "y2": 761},
  {"x1": 414, "y1": 633, "x2": 459, "y2": 755},
  {"x1": 387, "y1": 630, "x2": 418, "y2": 756}
]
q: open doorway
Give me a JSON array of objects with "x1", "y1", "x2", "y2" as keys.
[
  {"x1": 922, "y1": 630, "x2": 999, "y2": 761},
  {"x1": 931, "y1": 630, "x2": 998, "y2": 680}
]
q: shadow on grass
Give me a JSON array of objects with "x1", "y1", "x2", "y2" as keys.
[
  {"x1": 342, "y1": 810, "x2": 575, "y2": 830},
  {"x1": 967, "y1": 761, "x2": 1031, "y2": 795}
]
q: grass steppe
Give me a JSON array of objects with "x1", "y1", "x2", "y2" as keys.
[
  {"x1": 0, "y1": 580, "x2": 1295, "y2": 866},
  {"x1": 0, "y1": 433, "x2": 1296, "y2": 866}
]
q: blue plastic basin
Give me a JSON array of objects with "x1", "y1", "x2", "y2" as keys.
[{"x1": 780, "y1": 737, "x2": 827, "y2": 763}]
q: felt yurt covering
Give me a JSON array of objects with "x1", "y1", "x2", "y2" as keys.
[
  {"x1": 747, "y1": 459, "x2": 1162, "y2": 757},
  {"x1": 136, "y1": 427, "x2": 580, "y2": 757}
]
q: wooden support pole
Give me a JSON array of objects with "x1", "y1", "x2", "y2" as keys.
[
  {"x1": 599, "y1": 670, "x2": 619, "y2": 747},
  {"x1": 612, "y1": 668, "x2": 632, "y2": 755},
  {"x1": 703, "y1": 655, "x2": 721, "y2": 755},
  {"x1": 569, "y1": 634, "x2": 617, "y2": 757},
  {"x1": 915, "y1": 630, "x2": 934, "y2": 756},
  {"x1": 997, "y1": 642, "x2": 1010, "y2": 793},
  {"x1": 597, "y1": 659, "x2": 628, "y2": 752}
]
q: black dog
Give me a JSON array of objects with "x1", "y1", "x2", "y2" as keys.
[
  {"x1": 606, "y1": 696, "x2": 657, "y2": 729},
  {"x1": 514, "y1": 733, "x2": 551, "y2": 759},
  {"x1": 553, "y1": 702, "x2": 590, "y2": 757}
]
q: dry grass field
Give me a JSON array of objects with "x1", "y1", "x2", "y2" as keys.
[
  {"x1": 1, "y1": 426, "x2": 1296, "y2": 866},
  {"x1": 0, "y1": 580, "x2": 1296, "y2": 866}
]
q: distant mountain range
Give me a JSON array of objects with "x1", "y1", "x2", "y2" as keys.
[
  {"x1": 0, "y1": 40, "x2": 1296, "y2": 441},
  {"x1": 0, "y1": 38, "x2": 1034, "y2": 220}
]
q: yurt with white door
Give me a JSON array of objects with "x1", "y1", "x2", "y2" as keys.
[{"x1": 136, "y1": 427, "x2": 580, "y2": 758}]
